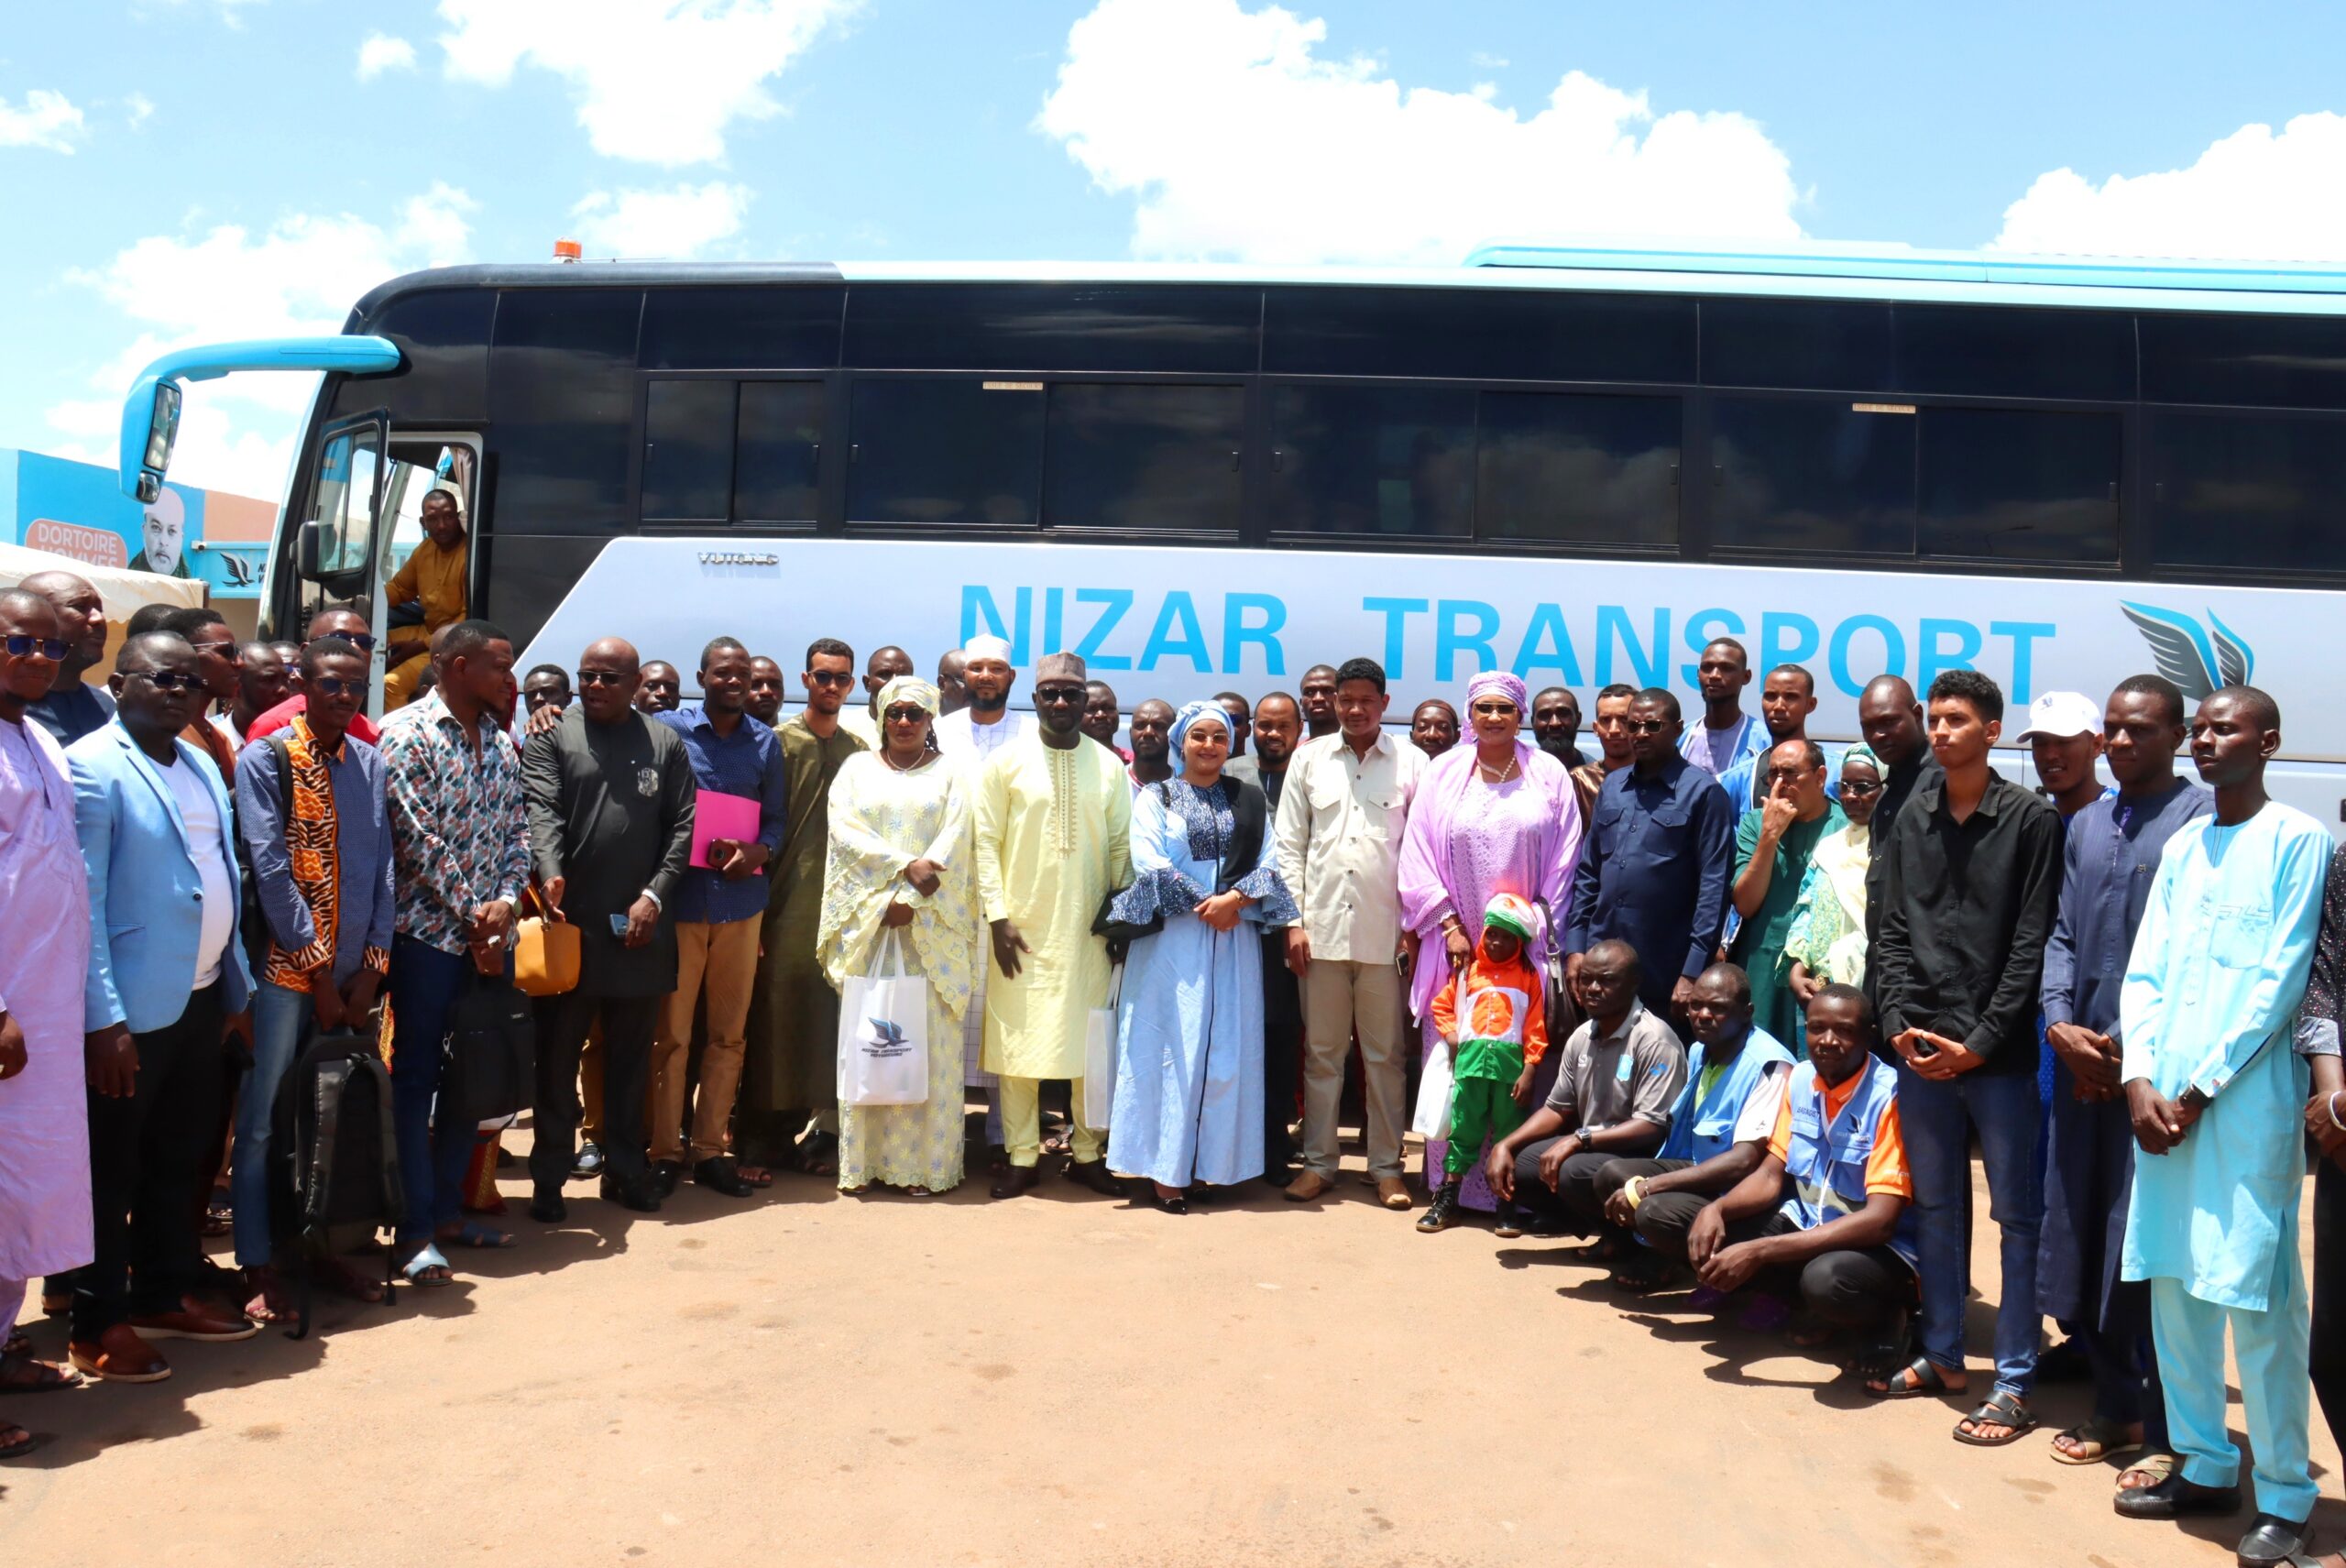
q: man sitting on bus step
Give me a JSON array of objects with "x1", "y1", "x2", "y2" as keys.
[
  {"x1": 247, "y1": 607, "x2": 383, "y2": 747},
  {"x1": 839, "y1": 645, "x2": 913, "y2": 750},
  {"x1": 1717, "y1": 664, "x2": 1841, "y2": 812},
  {"x1": 933, "y1": 637, "x2": 1033, "y2": 760},
  {"x1": 381, "y1": 488, "x2": 468, "y2": 712},
  {"x1": 1681, "y1": 637, "x2": 1768, "y2": 779}
]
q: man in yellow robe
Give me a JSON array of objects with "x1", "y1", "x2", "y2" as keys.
[
  {"x1": 382, "y1": 488, "x2": 467, "y2": 709},
  {"x1": 974, "y1": 651, "x2": 1131, "y2": 1199}
]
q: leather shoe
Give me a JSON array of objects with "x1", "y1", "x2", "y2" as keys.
[
  {"x1": 990, "y1": 1165, "x2": 1041, "y2": 1200},
  {"x1": 528, "y1": 1191, "x2": 567, "y2": 1224},
  {"x1": 570, "y1": 1141, "x2": 605, "y2": 1181},
  {"x1": 69, "y1": 1324, "x2": 170, "y2": 1383},
  {"x1": 1376, "y1": 1177, "x2": 1412, "y2": 1211},
  {"x1": 2234, "y1": 1512, "x2": 2311, "y2": 1567},
  {"x1": 650, "y1": 1160, "x2": 684, "y2": 1201},
  {"x1": 1284, "y1": 1171, "x2": 1333, "y2": 1203},
  {"x1": 128, "y1": 1295, "x2": 258, "y2": 1343},
  {"x1": 1065, "y1": 1159, "x2": 1124, "y2": 1198},
  {"x1": 600, "y1": 1178, "x2": 662, "y2": 1213},
  {"x1": 2114, "y1": 1471, "x2": 2242, "y2": 1519},
  {"x1": 693, "y1": 1157, "x2": 756, "y2": 1198}
]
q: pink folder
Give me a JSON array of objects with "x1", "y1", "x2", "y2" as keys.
[{"x1": 690, "y1": 789, "x2": 762, "y2": 870}]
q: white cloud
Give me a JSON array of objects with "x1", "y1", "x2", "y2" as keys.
[
  {"x1": 357, "y1": 33, "x2": 420, "y2": 80},
  {"x1": 123, "y1": 93, "x2": 155, "y2": 130},
  {"x1": 49, "y1": 185, "x2": 477, "y2": 498},
  {"x1": 1993, "y1": 113, "x2": 2346, "y2": 261},
  {"x1": 1036, "y1": 0, "x2": 1802, "y2": 264},
  {"x1": 0, "y1": 90, "x2": 86, "y2": 153},
  {"x1": 437, "y1": 0, "x2": 856, "y2": 165},
  {"x1": 571, "y1": 180, "x2": 751, "y2": 258}
]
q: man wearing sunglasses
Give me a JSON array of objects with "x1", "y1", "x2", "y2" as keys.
[
  {"x1": 17, "y1": 571, "x2": 114, "y2": 749},
  {"x1": 66, "y1": 631, "x2": 258, "y2": 1381},
  {"x1": 247, "y1": 608, "x2": 383, "y2": 748},
  {"x1": 1564, "y1": 688, "x2": 1737, "y2": 1027}
]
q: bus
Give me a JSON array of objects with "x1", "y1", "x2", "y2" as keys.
[{"x1": 121, "y1": 244, "x2": 2346, "y2": 819}]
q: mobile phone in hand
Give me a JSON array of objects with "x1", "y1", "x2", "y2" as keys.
[{"x1": 608, "y1": 912, "x2": 630, "y2": 937}]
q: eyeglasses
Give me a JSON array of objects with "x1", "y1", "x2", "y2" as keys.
[
  {"x1": 1840, "y1": 778, "x2": 1884, "y2": 797},
  {"x1": 1762, "y1": 766, "x2": 1818, "y2": 784},
  {"x1": 576, "y1": 669, "x2": 630, "y2": 687},
  {"x1": 133, "y1": 670, "x2": 204, "y2": 693},
  {"x1": 310, "y1": 674, "x2": 360, "y2": 697},
  {"x1": 312, "y1": 631, "x2": 377, "y2": 653},
  {"x1": 806, "y1": 670, "x2": 856, "y2": 687},
  {"x1": 1624, "y1": 718, "x2": 1671, "y2": 735},
  {"x1": 2, "y1": 635, "x2": 68, "y2": 660}
]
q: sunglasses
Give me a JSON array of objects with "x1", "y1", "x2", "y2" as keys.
[
  {"x1": 576, "y1": 669, "x2": 630, "y2": 687},
  {"x1": 1625, "y1": 718, "x2": 1671, "y2": 735},
  {"x1": 312, "y1": 631, "x2": 377, "y2": 653},
  {"x1": 806, "y1": 670, "x2": 856, "y2": 687},
  {"x1": 882, "y1": 705, "x2": 928, "y2": 723},
  {"x1": 310, "y1": 674, "x2": 361, "y2": 697},
  {"x1": 133, "y1": 670, "x2": 205, "y2": 693},
  {"x1": 1840, "y1": 778, "x2": 1884, "y2": 797},
  {"x1": 1471, "y1": 702, "x2": 1518, "y2": 718},
  {"x1": 3, "y1": 634, "x2": 68, "y2": 660}
]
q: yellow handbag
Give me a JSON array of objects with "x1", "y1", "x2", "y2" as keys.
[{"x1": 513, "y1": 893, "x2": 580, "y2": 998}]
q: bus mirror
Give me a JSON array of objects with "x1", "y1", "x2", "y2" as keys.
[
  {"x1": 296, "y1": 521, "x2": 323, "y2": 580},
  {"x1": 143, "y1": 383, "x2": 182, "y2": 475},
  {"x1": 134, "y1": 471, "x2": 161, "y2": 505}
]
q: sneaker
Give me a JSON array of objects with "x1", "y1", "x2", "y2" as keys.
[
  {"x1": 570, "y1": 1141, "x2": 605, "y2": 1181},
  {"x1": 1416, "y1": 1180, "x2": 1462, "y2": 1234},
  {"x1": 1493, "y1": 1201, "x2": 1523, "y2": 1239}
]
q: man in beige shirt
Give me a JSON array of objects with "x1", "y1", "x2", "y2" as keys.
[{"x1": 1274, "y1": 656, "x2": 1425, "y2": 1210}]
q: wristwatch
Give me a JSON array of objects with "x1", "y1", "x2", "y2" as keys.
[
  {"x1": 1574, "y1": 1126, "x2": 1595, "y2": 1150},
  {"x1": 2177, "y1": 1085, "x2": 2211, "y2": 1114}
]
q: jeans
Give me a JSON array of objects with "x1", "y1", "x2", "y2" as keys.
[
  {"x1": 1897, "y1": 1063, "x2": 2045, "y2": 1396},
  {"x1": 230, "y1": 980, "x2": 312, "y2": 1267},
  {"x1": 389, "y1": 937, "x2": 477, "y2": 1245},
  {"x1": 76, "y1": 982, "x2": 226, "y2": 1338}
]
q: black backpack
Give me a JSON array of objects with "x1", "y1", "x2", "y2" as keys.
[{"x1": 269, "y1": 1025, "x2": 403, "y2": 1339}]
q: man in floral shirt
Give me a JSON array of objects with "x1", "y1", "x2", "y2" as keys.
[{"x1": 378, "y1": 620, "x2": 530, "y2": 1286}]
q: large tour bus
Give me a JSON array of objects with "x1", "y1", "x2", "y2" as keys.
[{"x1": 122, "y1": 245, "x2": 2346, "y2": 820}]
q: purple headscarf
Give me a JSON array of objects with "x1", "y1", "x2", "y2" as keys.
[{"x1": 1464, "y1": 669, "x2": 1529, "y2": 715}]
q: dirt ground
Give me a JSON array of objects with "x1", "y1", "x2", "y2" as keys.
[{"x1": 0, "y1": 1137, "x2": 2335, "y2": 1568}]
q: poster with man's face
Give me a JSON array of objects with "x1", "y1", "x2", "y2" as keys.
[
  {"x1": 15, "y1": 450, "x2": 206, "y2": 584},
  {"x1": 130, "y1": 486, "x2": 191, "y2": 578}
]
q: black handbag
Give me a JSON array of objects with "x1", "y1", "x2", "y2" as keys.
[
  {"x1": 441, "y1": 970, "x2": 537, "y2": 1124},
  {"x1": 1092, "y1": 777, "x2": 1268, "y2": 942}
]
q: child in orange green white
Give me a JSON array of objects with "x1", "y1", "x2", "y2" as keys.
[{"x1": 1420, "y1": 893, "x2": 1548, "y2": 1234}]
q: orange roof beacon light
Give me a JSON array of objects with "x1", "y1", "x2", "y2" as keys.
[{"x1": 553, "y1": 237, "x2": 583, "y2": 263}]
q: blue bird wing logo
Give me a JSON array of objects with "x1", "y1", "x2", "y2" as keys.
[
  {"x1": 2120, "y1": 603, "x2": 2221, "y2": 700},
  {"x1": 2207, "y1": 610, "x2": 2254, "y2": 688},
  {"x1": 861, "y1": 1016, "x2": 906, "y2": 1048}
]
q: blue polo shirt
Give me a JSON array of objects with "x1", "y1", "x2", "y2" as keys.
[{"x1": 655, "y1": 703, "x2": 788, "y2": 925}]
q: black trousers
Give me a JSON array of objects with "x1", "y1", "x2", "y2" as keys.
[
  {"x1": 1261, "y1": 938, "x2": 1302, "y2": 1175},
  {"x1": 2313, "y1": 1155, "x2": 2346, "y2": 1456},
  {"x1": 76, "y1": 982, "x2": 226, "y2": 1338},
  {"x1": 533, "y1": 993, "x2": 656, "y2": 1195},
  {"x1": 1634, "y1": 1204, "x2": 1914, "y2": 1329},
  {"x1": 1509, "y1": 1142, "x2": 1614, "y2": 1227}
]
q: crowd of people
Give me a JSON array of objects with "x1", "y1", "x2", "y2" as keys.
[{"x1": 1, "y1": 561, "x2": 2342, "y2": 1565}]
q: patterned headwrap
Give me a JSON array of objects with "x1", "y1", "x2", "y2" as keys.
[
  {"x1": 1464, "y1": 669, "x2": 1529, "y2": 715},
  {"x1": 1168, "y1": 698, "x2": 1228, "y2": 752},
  {"x1": 1838, "y1": 741, "x2": 1881, "y2": 777},
  {"x1": 1482, "y1": 892, "x2": 1537, "y2": 945},
  {"x1": 875, "y1": 675, "x2": 940, "y2": 719}
]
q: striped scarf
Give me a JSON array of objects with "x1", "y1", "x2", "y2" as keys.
[{"x1": 263, "y1": 715, "x2": 345, "y2": 988}]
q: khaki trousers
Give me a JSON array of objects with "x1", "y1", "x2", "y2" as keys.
[
  {"x1": 1000, "y1": 1076, "x2": 1103, "y2": 1168},
  {"x1": 1300, "y1": 959, "x2": 1406, "y2": 1180},
  {"x1": 652, "y1": 916, "x2": 762, "y2": 1163}
]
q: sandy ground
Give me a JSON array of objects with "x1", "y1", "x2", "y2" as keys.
[{"x1": 0, "y1": 1137, "x2": 2335, "y2": 1568}]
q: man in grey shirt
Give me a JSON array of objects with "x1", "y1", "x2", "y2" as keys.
[
  {"x1": 1486, "y1": 939, "x2": 1689, "y2": 1240},
  {"x1": 522, "y1": 636, "x2": 696, "y2": 1219}
]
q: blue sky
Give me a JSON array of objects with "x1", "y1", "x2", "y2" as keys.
[{"x1": 6, "y1": 0, "x2": 2346, "y2": 499}]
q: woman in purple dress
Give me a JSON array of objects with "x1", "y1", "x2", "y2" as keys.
[{"x1": 1398, "y1": 671, "x2": 1582, "y2": 1215}]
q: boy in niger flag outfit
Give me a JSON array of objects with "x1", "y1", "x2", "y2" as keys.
[{"x1": 1423, "y1": 893, "x2": 1548, "y2": 1234}]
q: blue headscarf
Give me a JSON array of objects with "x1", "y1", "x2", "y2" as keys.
[{"x1": 1168, "y1": 698, "x2": 1228, "y2": 754}]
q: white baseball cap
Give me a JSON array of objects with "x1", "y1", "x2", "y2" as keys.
[{"x1": 2013, "y1": 690, "x2": 2100, "y2": 741}]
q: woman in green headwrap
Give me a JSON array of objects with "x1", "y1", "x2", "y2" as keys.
[{"x1": 1785, "y1": 744, "x2": 1884, "y2": 1004}]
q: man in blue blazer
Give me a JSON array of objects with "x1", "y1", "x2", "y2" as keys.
[{"x1": 66, "y1": 630, "x2": 257, "y2": 1383}]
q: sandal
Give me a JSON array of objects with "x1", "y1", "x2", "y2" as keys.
[
  {"x1": 0, "y1": 1422, "x2": 35, "y2": 1460},
  {"x1": 1568, "y1": 1235, "x2": 1626, "y2": 1265},
  {"x1": 789, "y1": 1131, "x2": 839, "y2": 1178},
  {"x1": 1953, "y1": 1389, "x2": 2039, "y2": 1447},
  {"x1": 400, "y1": 1244, "x2": 455, "y2": 1288},
  {"x1": 1608, "y1": 1258, "x2": 1673, "y2": 1294},
  {"x1": 735, "y1": 1164, "x2": 774, "y2": 1189},
  {"x1": 436, "y1": 1221, "x2": 516, "y2": 1250},
  {"x1": 2115, "y1": 1453, "x2": 2178, "y2": 1492},
  {"x1": 0, "y1": 1349, "x2": 81, "y2": 1393},
  {"x1": 2051, "y1": 1415, "x2": 2144, "y2": 1466},
  {"x1": 1866, "y1": 1354, "x2": 1965, "y2": 1400}
]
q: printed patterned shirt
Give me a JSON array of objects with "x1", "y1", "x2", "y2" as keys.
[{"x1": 378, "y1": 688, "x2": 532, "y2": 957}]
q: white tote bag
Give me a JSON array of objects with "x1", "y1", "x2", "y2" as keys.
[
  {"x1": 1081, "y1": 965, "x2": 1124, "y2": 1129},
  {"x1": 1410, "y1": 973, "x2": 1459, "y2": 1140},
  {"x1": 837, "y1": 931, "x2": 930, "y2": 1107}
]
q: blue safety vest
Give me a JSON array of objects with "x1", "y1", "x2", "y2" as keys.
[
  {"x1": 1779, "y1": 1058, "x2": 1918, "y2": 1267},
  {"x1": 1658, "y1": 1026, "x2": 1793, "y2": 1164}
]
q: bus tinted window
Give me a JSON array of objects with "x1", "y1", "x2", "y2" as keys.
[
  {"x1": 843, "y1": 284, "x2": 1258, "y2": 374},
  {"x1": 480, "y1": 533, "x2": 608, "y2": 657},
  {"x1": 641, "y1": 379, "x2": 734, "y2": 521},
  {"x1": 344, "y1": 289, "x2": 493, "y2": 423},
  {"x1": 1896, "y1": 304, "x2": 2135, "y2": 402},
  {"x1": 2149, "y1": 411, "x2": 2346, "y2": 574},
  {"x1": 1264, "y1": 288, "x2": 1694, "y2": 383},
  {"x1": 734, "y1": 380, "x2": 825, "y2": 522},
  {"x1": 1044, "y1": 384, "x2": 1243, "y2": 532},
  {"x1": 848, "y1": 378, "x2": 1040, "y2": 527},
  {"x1": 1268, "y1": 383, "x2": 1473, "y2": 538},
  {"x1": 1917, "y1": 407, "x2": 2120, "y2": 564},
  {"x1": 1702, "y1": 299, "x2": 1892, "y2": 391},
  {"x1": 2141, "y1": 312, "x2": 2346, "y2": 408},
  {"x1": 1475, "y1": 391, "x2": 1680, "y2": 548},
  {"x1": 640, "y1": 286, "x2": 842, "y2": 370},
  {"x1": 488, "y1": 289, "x2": 641, "y2": 532},
  {"x1": 1712, "y1": 398, "x2": 1914, "y2": 555}
]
